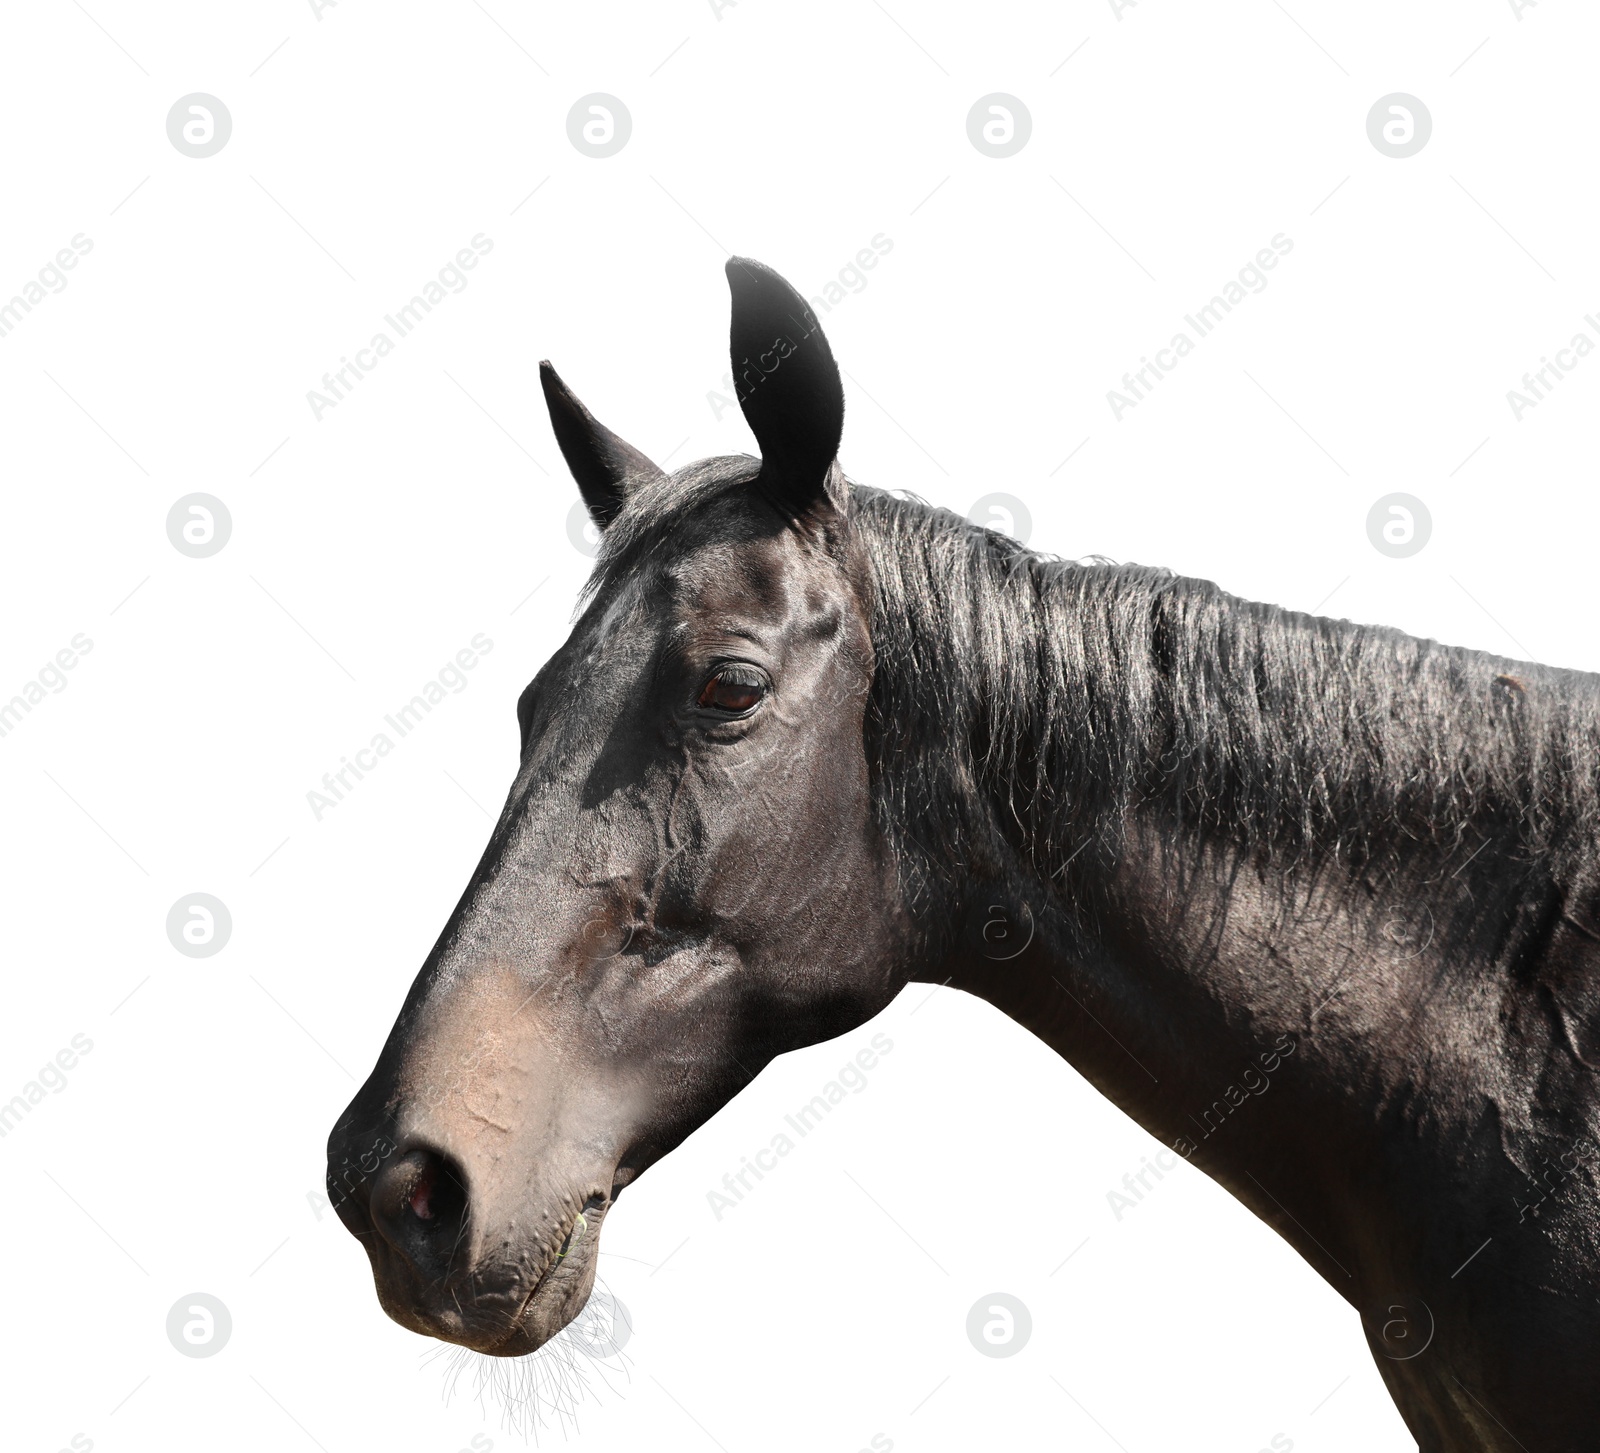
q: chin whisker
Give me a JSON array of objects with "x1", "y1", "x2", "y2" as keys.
[{"x1": 425, "y1": 1280, "x2": 634, "y2": 1441}]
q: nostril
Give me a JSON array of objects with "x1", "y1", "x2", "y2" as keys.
[
  {"x1": 405, "y1": 1153, "x2": 466, "y2": 1228},
  {"x1": 371, "y1": 1149, "x2": 470, "y2": 1273},
  {"x1": 408, "y1": 1162, "x2": 437, "y2": 1220}
]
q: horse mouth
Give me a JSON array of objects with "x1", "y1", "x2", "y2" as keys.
[{"x1": 480, "y1": 1195, "x2": 608, "y2": 1357}]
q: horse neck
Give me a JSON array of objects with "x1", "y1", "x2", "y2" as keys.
[{"x1": 858, "y1": 505, "x2": 1543, "y2": 1295}]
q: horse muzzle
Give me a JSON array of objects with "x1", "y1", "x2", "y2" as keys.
[{"x1": 328, "y1": 1136, "x2": 612, "y2": 1354}]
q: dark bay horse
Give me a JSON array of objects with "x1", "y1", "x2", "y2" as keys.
[{"x1": 328, "y1": 257, "x2": 1600, "y2": 1452}]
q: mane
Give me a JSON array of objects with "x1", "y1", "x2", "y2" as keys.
[{"x1": 851, "y1": 486, "x2": 1600, "y2": 948}]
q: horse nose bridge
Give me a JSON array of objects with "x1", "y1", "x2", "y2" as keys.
[
  {"x1": 445, "y1": 842, "x2": 620, "y2": 972},
  {"x1": 464, "y1": 766, "x2": 647, "y2": 912},
  {"x1": 427, "y1": 900, "x2": 640, "y2": 1044}
]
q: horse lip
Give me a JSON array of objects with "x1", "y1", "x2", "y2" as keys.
[{"x1": 485, "y1": 1201, "x2": 600, "y2": 1351}]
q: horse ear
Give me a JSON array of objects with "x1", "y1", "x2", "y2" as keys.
[
  {"x1": 539, "y1": 361, "x2": 667, "y2": 529},
  {"x1": 725, "y1": 257, "x2": 846, "y2": 524}
]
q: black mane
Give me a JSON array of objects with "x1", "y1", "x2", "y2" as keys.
[{"x1": 852, "y1": 486, "x2": 1600, "y2": 940}]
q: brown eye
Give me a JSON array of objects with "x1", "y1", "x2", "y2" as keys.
[{"x1": 697, "y1": 667, "x2": 768, "y2": 715}]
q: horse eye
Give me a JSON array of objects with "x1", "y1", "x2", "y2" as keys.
[{"x1": 697, "y1": 667, "x2": 768, "y2": 715}]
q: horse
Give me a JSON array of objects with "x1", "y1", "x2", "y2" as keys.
[{"x1": 327, "y1": 256, "x2": 1600, "y2": 1452}]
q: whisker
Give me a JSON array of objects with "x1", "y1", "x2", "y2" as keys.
[{"x1": 425, "y1": 1279, "x2": 634, "y2": 1442}]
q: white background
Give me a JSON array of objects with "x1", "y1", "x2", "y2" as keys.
[{"x1": 3, "y1": 3, "x2": 1595, "y2": 1451}]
